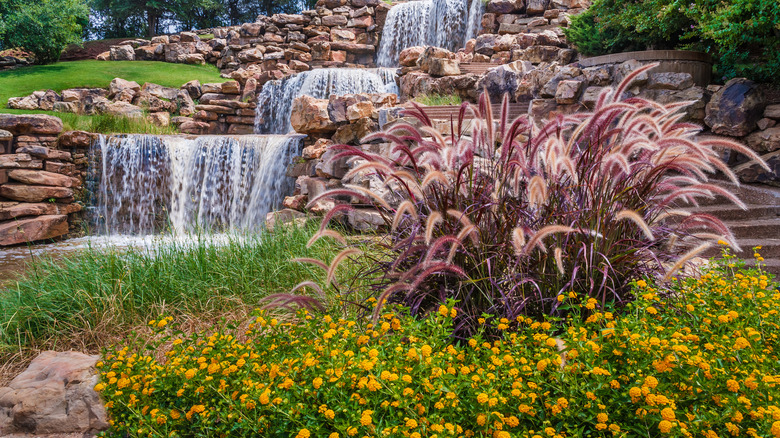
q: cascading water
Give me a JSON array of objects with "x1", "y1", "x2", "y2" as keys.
[
  {"x1": 376, "y1": 0, "x2": 485, "y2": 67},
  {"x1": 92, "y1": 134, "x2": 302, "y2": 235},
  {"x1": 254, "y1": 67, "x2": 399, "y2": 134}
]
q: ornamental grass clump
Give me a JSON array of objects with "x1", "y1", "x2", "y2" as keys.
[{"x1": 297, "y1": 64, "x2": 767, "y2": 336}]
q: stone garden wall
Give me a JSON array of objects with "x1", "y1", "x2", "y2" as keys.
[
  {"x1": 100, "y1": 0, "x2": 389, "y2": 75},
  {"x1": 0, "y1": 115, "x2": 93, "y2": 246}
]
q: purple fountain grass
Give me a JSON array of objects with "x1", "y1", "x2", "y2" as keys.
[{"x1": 283, "y1": 63, "x2": 768, "y2": 337}]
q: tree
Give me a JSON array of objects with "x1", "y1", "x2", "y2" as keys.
[{"x1": 0, "y1": 0, "x2": 89, "y2": 64}]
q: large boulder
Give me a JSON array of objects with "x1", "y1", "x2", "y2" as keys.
[
  {"x1": 486, "y1": 0, "x2": 525, "y2": 14},
  {"x1": 0, "y1": 351, "x2": 108, "y2": 433},
  {"x1": 478, "y1": 60, "x2": 534, "y2": 102},
  {"x1": 290, "y1": 95, "x2": 337, "y2": 134},
  {"x1": 109, "y1": 44, "x2": 135, "y2": 61},
  {"x1": 399, "y1": 46, "x2": 425, "y2": 67},
  {"x1": 705, "y1": 78, "x2": 765, "y2": 137},
  {"x1": 0, "y1": 114, "x2": 63, "y2": 136},
  {"x1": 108, "y1": 78, "x2": 141, "y2": 99},
  {"x1": 95, "y1": 101, "x2": 144, "y2": 119},
  {"x1": 735, "y1": 150, "x2": 780, "y2": 186},
  {"x1": 0, "y1": 215, "x2": 69, "y2": 245}
]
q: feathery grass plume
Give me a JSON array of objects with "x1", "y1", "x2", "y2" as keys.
[
  {"x1": 662, "y1": 242, "x2": 712, "y2": 282},
  {"x1": 615, "y1": 210, "x2": 655, "y2": 241},
  {"x1": 278, "y1": 63, "x2": 765, "y2": 338},
  {"x1": 307, "y1": 229, "x2": 347, "y2": 248},
  {"x1": 326, "y1": 248, "x2": 363, "y2": 285}
]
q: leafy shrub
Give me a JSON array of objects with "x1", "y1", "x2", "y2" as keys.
[
  {"x1": 565, "y1": 0, "x2": 780, "y2": 84},
  {"x1": 0, "y1": 0, "x2": 89, "y2": 64},
  {"x1": 298, "y1": 64, "x2": 766, "y2": 337},
  {"x1": 97, "y1": 252, "x2": 780, "y2": 437}
]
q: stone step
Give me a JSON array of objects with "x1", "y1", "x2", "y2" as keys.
[
  {"x1": 682, "y1": 204, "x2": 780, "y2": 221},
  {"x1": 725, "y1": 218, "x2": 780, "y2": 239},
  {"x1": 419, "y1": 101, "x2": 531, "y2": 121},
  {"x1": 691, "y1": 181, "x2": 780, "y2": 207},
  {"x1": 459, "y1": 63, "x2": 495, "y2": 75}
]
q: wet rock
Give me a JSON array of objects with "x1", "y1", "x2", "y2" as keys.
[
  {"x1": 705, "y1": 78, "x2": 765, "y2": 137},
  {"x1": 0, "y1": 215, "x2": 70, "y2": 245},
  {"x1": 0, "y1": 351, "x2": 108, "y2": 433},
  {"x1": 0, "y1": 184, "x2": 73, "y2": 202}
]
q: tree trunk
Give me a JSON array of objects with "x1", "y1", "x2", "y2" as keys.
[{"x1": 147, "y1": 9, "x2": 158, "y2": 38}]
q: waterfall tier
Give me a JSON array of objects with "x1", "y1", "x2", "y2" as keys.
[
  {"x1": 376, "y1": 0, "x2": 484, "y2": 67},
  {"x1": 255, "y1": 68, "x2": 398, "y2": 135},
  {"x1": 92, "y1": 134, "x2": 302, "y2": 235}
]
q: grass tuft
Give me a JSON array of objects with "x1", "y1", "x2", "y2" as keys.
[
  {"x1": 0, "y1": 221, "x2": 361, "y2": 382},
  {"x1": 414, "y1": 93, "x2": 463, "y2": 106},
  {"x1": 57, "y1": 112, "x2": 179, "y2": 135}
]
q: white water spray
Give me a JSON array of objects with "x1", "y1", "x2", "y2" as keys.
[
  {"x1": 92, "y1": 134, "x2": 302, "y2": 235},
  {"x1": 254, "y1": 68, "x2": 398, "y2": 134}
]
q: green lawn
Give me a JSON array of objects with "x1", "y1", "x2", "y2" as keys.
[{"x1": 0, "y1": 60, "x2": 225, "y2": 109}]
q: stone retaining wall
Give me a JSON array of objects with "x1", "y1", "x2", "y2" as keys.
[
  {"x1": 0, "y1": 115, "x2": 93, "y2": 246},
  {"x1": 101, "y1": 0, "x2": 390, "y2": 77}
]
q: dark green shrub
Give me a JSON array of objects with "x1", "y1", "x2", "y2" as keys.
[
  {"x1": 0, "y1": 0, "x2": 89, "y2": 64},
  {"x1": 565, "y1": 0, "x2": 780, "y2": 84},
  {"x1": 687, "y1": 0, "x2": 780, "y2": 83}
]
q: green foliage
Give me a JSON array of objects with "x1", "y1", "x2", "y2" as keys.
[
  {"x1": 88, "y1": 0, "x2": 319, "y2": 39},
  {"x1": 96, "y1": 254, "x2": 779, "y2": 437},
  {"x1": 0, "y1": 221, "x2": 350, "y2": 356},
  {"x1": 0, "y1": 0, "x2": 89, "y2": 64},
  {"x1": 0, "y1": 60, "x2": 224, "y2": 109},
  {"x1": 687, "y1": 0, "x2": 780, "y2": 83},
  {"x1": 413, "y1": 93, "x2": 463, "y2": 106},
  {"x1": 565, "y1": 0, "x2": 780, "y2": 83}
]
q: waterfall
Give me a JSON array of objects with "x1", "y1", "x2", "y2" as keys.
[
  {"x1": 254, "y1": 67, "x2": 399, "y2": 135},
  {"x1": 376, "y1": 0, "x2": 484, "y2": 67},
  {"x1": 92, "y1": 134, "x2": 302, "y2": 235}
]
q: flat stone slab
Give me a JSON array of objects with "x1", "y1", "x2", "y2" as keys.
[{"x1": 0, "y1": 214, "x2": 69, "y2": 245}]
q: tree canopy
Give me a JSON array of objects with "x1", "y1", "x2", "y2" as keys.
[
  {"x1": 88, "y1": 0, "x2": 318, "y2": 39},
  {"x1": 0, "y1": 0, "x2": 89, "y2": 64}
]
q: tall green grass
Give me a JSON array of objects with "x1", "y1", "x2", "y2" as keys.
[
  {"x1": 57, "y1": 112, "x2": 179, "y2": 135},
  {"x1": 0, "y1": 221, "x2": 354, "y2": 357},
  {"x1": 413, "y1": 93, "x2": 463, "y2": 106}
]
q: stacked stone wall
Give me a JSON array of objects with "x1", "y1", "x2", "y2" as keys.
[{"x1": 0, "y1": 115, "x2": 93, "y2": 246}]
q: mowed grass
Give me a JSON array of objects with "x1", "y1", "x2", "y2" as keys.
[
  {"x1": 0, "y1": 221, "x2": 371, "y2": 382},
  {"x1": 0, "y1": 60, "x2": 225, "y2": 109}
]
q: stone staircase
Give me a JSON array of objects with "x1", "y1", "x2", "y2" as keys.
[{"x1": 682, "y1": 182, "x2": 780, "y2": 276}]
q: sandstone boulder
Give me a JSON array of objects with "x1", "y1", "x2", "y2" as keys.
[
  {"x1": 0, "y1": 215, "x2": 69, "y2": 245},
  {"x1": 705, "y1": 78, "x2": 765, "y2": 137},
  {"x1": 428, "y1": 58, "x2": 461, "y2": 77},
  {"x1": 0, "y1": 351, "x2": 108, "y2": 433},
  {"x1": 57, "y1": 130, "x2": 93, "y2": 148},
  {"x1": 417, "y1": 46, "x2": 455, "y2": 73},
  {"x1": 0, "y1": 184, "x2": 73, "y2": 202},
  {"x1": 291, "y1": 95, "x2": 337, "y2": 134},
  {"x1": 486, "y1": 0, "x2": 525, "y2": 14},
  {"x1": 148, "y1": 112, "x2": 171, "y2": 127},
  {"x1": 347, "y1": 208, "x2": 385, "y2": 231},
  {"x1": 315, "y1": 147, "x2": 351, "y2": 179},
  {"x1": 303, "y1": 138, "x2": 333, "y2": 160},
  {"x1": 108, "y1": 78, "x2": 141, "y2": 99},
  {"x1": 0, "y1": 114, "x2": 63, "y2": 136},
  {"x1": 0, "y1": 202, "x2": 81, "y2": 221},
  {"x1": 648, "y1": 72, "x2": 693, "y2": 90},
  {"x1": 109, "y1": 44, "x2": 135, "y2": 61},
  {"x1": 399, "y1": 46, "x2": 425, "y2": 67},
  {"x1": 7, "y1": 95, "x2": 40, "y2": 111},
  {"x1": 182, "y1": 80, "x2": 202, "y2": 99},
  {"x1": 266, "y1": 208, "x2": 307, "y2": 230},
  {"x1": 95, "y1": 101, "x2": 144, "y2": 119},
  {"x1": 8, "y1": 170, "x2": 77, "y2": 188},
  {"x1": 746, "y1": 127, "x2": 780, "y2": 153}
]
